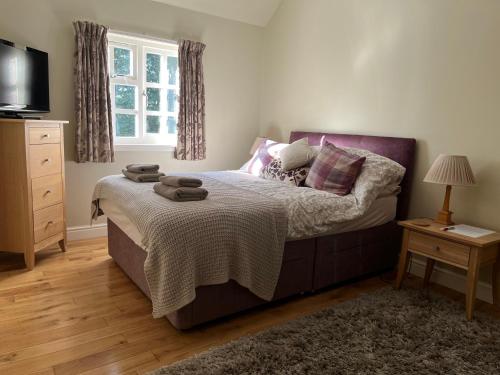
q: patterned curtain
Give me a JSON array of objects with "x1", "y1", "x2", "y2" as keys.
[
  {"x1": 176, "y1": 40, "x2": 206, "y2": 160},
  {"x1": 73, "y1": 21, "x2": 114, "y2": 163}
]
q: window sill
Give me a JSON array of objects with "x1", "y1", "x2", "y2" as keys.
[{"x1": 115, "y1": 144, "x2": 175, "y2": 152}]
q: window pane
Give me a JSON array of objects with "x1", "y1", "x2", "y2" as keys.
[
  {"x1": 167, "y1": 116, "x2": 177, "y2": 134},
  {"x1": 146, "y1": 53, "x2": 161, "y2": 83},
  {"x1": 115, "y1": 85, "x2": 136, "y2": 109},
  {"x1": 146, "y1": 88, "x2": 161, "y2": 111},
  {"x1": 115, "y1": 114, "x2": 136, "y2": 137},
  {"x1": 114, "y1": 47, "x2": 131, "y2": 76},
  {"x1": 167, "y1": 56, "x2": 178, "y2": 85},
  {"x1": 146, "y1": 115, "x2": 160, "y2": 133},
  {"x1": 167, "y1": 89, "x2": 177, "y2": 112}
]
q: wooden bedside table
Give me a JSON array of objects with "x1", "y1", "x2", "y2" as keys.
[{"x1": 395, "y1": 218, "x2": 500, "y2": 320}]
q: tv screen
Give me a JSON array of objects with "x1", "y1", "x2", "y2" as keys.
[{"x1": 0, "y1": 41, "x2": 49, "y2": 113}]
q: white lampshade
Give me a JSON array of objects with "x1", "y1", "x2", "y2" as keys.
[
  {"x1": 249, "y1": 137, "x2": 267, "y2": 155},
  {"x1": 424, "y1": 154, "x2": 476, "y2": 186}
]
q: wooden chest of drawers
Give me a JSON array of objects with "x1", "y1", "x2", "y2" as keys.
[{"x1": 0, "y1": 119, "x2": 68, "y2": 269}]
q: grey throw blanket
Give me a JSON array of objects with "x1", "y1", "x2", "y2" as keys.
[{"x1": 92, "y1": 172, "x2": 288, "y2": 317}]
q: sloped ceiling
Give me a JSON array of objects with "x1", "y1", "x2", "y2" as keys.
[{"x1": 151, "y1": 0, "x2": 282, "y2": 27}]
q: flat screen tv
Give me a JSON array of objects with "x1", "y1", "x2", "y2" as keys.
[{"x1": 0, "y1": 39, "x2": 49, "y2": 115}]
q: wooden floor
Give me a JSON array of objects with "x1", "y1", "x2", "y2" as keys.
[{"x1": 0, "y1": 239, "x2": 499, "y2": 375}]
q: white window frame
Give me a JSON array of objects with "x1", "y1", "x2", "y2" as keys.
[{"x1": 108, "y1": 32, "x2": 179, "y2": 151}]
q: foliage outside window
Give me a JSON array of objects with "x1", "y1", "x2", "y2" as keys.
[{"x1": 108, "y1": 32, "x2": 179, "y2": 148}]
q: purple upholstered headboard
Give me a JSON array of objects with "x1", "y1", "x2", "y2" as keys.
[{"x1": 289, "y1": 131, "x2": 416, "y2": 220}]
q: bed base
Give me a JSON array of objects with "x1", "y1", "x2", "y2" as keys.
[{"x1": 108, "y1": 218, "x2": 401, "y2": 329}]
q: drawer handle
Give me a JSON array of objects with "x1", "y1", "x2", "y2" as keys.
[
  {"x1": 43, "y1": 158, "x2": 51, "y2": 164},
  {"x1": 46, "y1": 221, "x2": 54, "y2": 229},
  {"x1": 42, "y1": 134, "x2": 50, "y2": 139},
  {"x1": 44, "y1": 189, "x2": 52, "y2": 196},
  {"x1": 434, "y1": 245, "x2": 441, "y2": 251}
]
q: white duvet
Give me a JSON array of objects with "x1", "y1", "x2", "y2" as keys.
[{"x1": 97, "y1": 147, "x2": 406, "y2": 242}]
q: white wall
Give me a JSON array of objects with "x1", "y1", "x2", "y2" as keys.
[
  {"x1": 260, "y1": 0, "x2": 500, "y2": 284},
  {"x1": 0, "y1": 0, "x2": 262, "y2": 227},
  {"x1": 2, "y1": 0, "x2": 499, "y2": 284},
  {"x1": 261, "y1": 0, "x2": 500, "y2": 230}
]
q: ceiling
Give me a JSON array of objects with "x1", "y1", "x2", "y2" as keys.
[{"x1": 151, "y1": 0, "x2": 282, "y2": 27}]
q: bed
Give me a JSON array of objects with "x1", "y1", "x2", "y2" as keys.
[{"x1": 97, "y1": 131, "x2": 416, "y2": 329}]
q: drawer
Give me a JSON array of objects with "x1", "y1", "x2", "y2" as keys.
[
  {"x1": 29, "y1": 144, "x2": 62, "y2": 178},
  {"x1": 33, "y1": 203, "x2": 64, "y2": 243},
  {"x1": 408, "y1": 231, "x2": 470, "y2": 267},
  {"x1": 32, "y1": 174, "x2": 63, "y2": 211},
  {"x1": 29, "y1": 127, "x2": 61, "y2": 145}
]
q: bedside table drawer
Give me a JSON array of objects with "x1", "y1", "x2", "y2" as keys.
[{"x1": 409, "y1": 231, "x2": 470, "y2": 267}]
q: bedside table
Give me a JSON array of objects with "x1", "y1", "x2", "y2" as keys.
[{"x1": 395, "y1": 219, "x2": 500, "y2": 320}]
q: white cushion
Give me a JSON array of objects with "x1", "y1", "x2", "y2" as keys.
[{"x1": 279, "y1": 138, "x2": 316, "y2": 171}]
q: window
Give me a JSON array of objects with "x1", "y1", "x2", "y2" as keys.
[{"x1": 108, "y1": 32, "x2": 179, "y2": 150}]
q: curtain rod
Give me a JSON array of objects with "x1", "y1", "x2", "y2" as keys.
[{"x1": 108, "y1": 28, "x2": 178, "y2": 45}]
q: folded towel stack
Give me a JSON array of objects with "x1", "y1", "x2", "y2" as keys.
[
  {"x1": 159, "y1": 175, "x2": 203, "y2": 188},
  {"x1": 123, "y1": 164, "x2": 165, "y2": 182},
  {"x1": 154, "y1": 175, "x2": 208, "y2": 202},
  {"x1": 127, "y1": 164, "x2": 160, "y2": 173}
]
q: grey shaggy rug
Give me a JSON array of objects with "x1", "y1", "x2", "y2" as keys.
[{"x1": 149, "y1": 287, "x2": 500, "y2": 375}]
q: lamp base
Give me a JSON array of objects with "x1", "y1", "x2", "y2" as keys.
[
  {"x1": 434, "y1": 184, "x2": 454, "y2": 226},
  {"x1": 434, "y1": 210, "x2": 454, "y2": 226}
]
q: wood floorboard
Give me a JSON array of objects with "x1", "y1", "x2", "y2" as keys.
[{"x1": 0, "y1": 237, "x2": 498, "y2": 374}]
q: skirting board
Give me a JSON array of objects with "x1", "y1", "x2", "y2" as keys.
[
  {"x1": 409, "y1": 257, "x2": 493, "y2": 304},
  {"x1": 67, "y1": 223, "x2": 108, "y2": 241}
]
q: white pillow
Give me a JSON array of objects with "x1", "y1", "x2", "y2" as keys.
[
  {"x1": 377, "y1": 185, "x2": 402, "y2": 198},
  {"x1": 279, "y1": 138, "x2": 316, "y2": 171},
  {"x1": 344, "y1": 146, "x2": 406, "y2": 207}
]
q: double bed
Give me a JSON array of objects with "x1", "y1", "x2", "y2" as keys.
[{"x1": 94, "y1": 131, "x2": 416, "y2": 329}]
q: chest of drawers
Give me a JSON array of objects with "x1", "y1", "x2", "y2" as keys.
[{"x1": 0, "y1": 119, "x2": 68, "y2": 269}]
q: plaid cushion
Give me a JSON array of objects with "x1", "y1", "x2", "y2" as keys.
[{"x1": 305, "y1": 142, "x2": 366, "y2": 195}]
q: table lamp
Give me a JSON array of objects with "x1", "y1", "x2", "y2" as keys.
[{"x1": 423, "y1": 154, "x2": 476, "y2": 225}]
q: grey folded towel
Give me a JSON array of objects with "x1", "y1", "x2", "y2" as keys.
[
  {"x1": 154, "y1": 183, "x2": 208, "y2": 202},
  {"x1": 126, "y1": 164, "x2": 160, "y2": 173},
  {"x1": 123, "y1": 169, "x2": 165, "y2": 183},
  {"x1": 160, "y1": 175, "x2": 203, "y2": 188}
]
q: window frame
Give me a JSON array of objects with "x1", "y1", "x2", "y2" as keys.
[{"x1": 108, "y1": 32, "x2": 179, "y2": 151}]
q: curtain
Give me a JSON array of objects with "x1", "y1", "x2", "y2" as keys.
[
  {"x1": 73, "y1": 21, "x2": 114, "y2": 163},
  {"x1": 176, "y1": 40, "x2": 206, "y2": 160}
]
